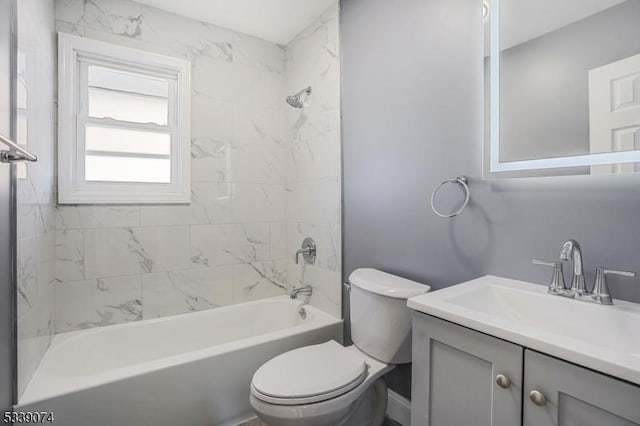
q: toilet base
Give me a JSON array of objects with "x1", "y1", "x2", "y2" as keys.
[{"x1": 251, "y1": 378, "x2": 388, "y2": 426}]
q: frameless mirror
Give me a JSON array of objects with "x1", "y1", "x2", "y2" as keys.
[{"x1": 484, "y1": 0, "x2": 640, "y2": 178}]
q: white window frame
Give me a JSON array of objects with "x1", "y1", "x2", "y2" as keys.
[{"x1": 58, "y1": 33, "x2": 191, "y2": 204}]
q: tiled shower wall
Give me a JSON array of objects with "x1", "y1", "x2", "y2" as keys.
[
  {"x1": 52, "y1": 0, "x2": 342, "y2": 331},
  {"x1": 54, "y1": 0, "x2": 289, "y2": 331},
  {"x1": 16, "y1": 0, "x2": 57, "y2": 396},
  {"x1": 285, "y1": 6, "x2": 342, "y2": 318}
]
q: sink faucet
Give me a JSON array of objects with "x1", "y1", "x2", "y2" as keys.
[
  {"x1": 559, "y1": 240, "x2": 587, "y2": 295},
  {"x1": 534, "y1": 240, "x2": 637, "y2": 305},
  {"x1": 290, "y1": 285, "x2": 313, "y2": 299}
]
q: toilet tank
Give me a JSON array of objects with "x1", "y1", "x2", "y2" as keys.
[{"x1": 349, "y1": 268, "x2": 430, "y2": 364}]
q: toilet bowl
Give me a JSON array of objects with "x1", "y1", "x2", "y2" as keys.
[
  {"x1": 250, "y1": 269, "x2": 430, "y2": 426},
  {"x1": 250, "y1": 341, "x2": 391, "y2": 426}
]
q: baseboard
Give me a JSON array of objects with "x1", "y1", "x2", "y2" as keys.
[{"x1": 386, "y1": 389, "x2": 411, "y2": 426}]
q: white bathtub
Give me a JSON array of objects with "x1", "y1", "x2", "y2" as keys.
[{"x1": 18, "y1": 297, "x2": 342, "y2": 426}]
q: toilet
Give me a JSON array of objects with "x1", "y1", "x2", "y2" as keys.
[{"x1": 249, "y1": 268, "x2": 430, "y2": 426}]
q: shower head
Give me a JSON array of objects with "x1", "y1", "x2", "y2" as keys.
[{"x1": 286, "y1": 86, "x2": 312, "y2": 108}]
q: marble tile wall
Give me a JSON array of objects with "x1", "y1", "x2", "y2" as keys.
[
  {"x1": 284, "y1": 5, "x2": 342, "y2": 318},
  {"x1": 51, "y1": 0, "x2": 342, "y2": 333},
  {"x1": 16, "y1": 0, "x2": 57, "y2": 397},
  {"x1": 53, "y1": 0, "x2": 290, "y2": 332}
]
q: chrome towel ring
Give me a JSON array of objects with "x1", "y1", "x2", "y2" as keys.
[{"x1": 430, "y1": 176, "x2": 470, "y2": 218}]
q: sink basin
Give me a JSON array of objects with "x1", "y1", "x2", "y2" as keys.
[{"x1": 407, "y1": 275, "x2": 640, "y2": 385}]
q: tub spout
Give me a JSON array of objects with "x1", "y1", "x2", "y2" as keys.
[{"x1": 290, "y1": 285, "x2": 313, "y2": 299}]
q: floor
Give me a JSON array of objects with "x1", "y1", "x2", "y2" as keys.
[{"x1": 239, "y1": 415, "x2": 403, "y2": 425}]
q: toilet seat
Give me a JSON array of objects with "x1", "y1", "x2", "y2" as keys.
[{"x1": 251, "y1": 341, "x2": 369, "y2": 405}]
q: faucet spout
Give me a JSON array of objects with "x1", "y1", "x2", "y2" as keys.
[
  {"x1": 290, "y1": 285, "x2": 313, "y2": 299},
  {"x1": 560, "y1": 240, "x2": 586, "y2": 294},
  {"x1": 560, "y1": 240, "x2": 583, "y2": 277}
]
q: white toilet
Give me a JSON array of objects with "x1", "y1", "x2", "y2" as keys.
[{"x1": 250, "y1": 268, "x2": 430, "y2": 426}]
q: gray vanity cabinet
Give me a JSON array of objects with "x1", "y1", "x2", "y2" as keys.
[
  {"x1": 412, "y1": 312, "x2": 640, "y2": 426},
  {"x1": 523, "y1": 350, "x2": 640, "y2": 426},
  {"x1": 411, "y1": 313, "x2": 523, "y2": 426}
]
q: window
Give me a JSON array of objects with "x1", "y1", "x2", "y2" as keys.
[{"x1": 58, "y1": 34, "x2": 191, "y2": 204}]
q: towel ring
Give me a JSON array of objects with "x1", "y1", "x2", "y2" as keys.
[{"x1": 430, "y1": 176, "x2": 470, "y2": 218}]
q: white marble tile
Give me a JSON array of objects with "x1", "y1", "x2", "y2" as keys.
[
  {"x1": 55, "y1": 19, "x2": 85, "y2": 36},
  {"x1": 83, "y1": 229, "x2": 146, "y2": 278},
  {"x1": 232, "y1": 32, "x2": 285, "y2": 75},
  {"x1": 285, "y1": 55, "x2": 314, "y2": 99},
  {"x1": 84, "y1": 227, "x2": 191, "y2": 278},
  {"x1": 55, "y1": 205, "x2": 140, "y2": 230},
  {"x1": 286, "y1": 179, "x2": 341, "y2": 225},
  {"x1": 139, "y1": 5, "x2": 234, "y2": 63},
  {"x1": 233, "y1": 260, "x2": 287, "y2": 303},
  {"x1": 55, "y1": 275, "x2": 143, "y2": 332},
  {"x1": 315, "y1": 54, "x2": 341, "y2": 112},
  {"x1": 140, "y1": 183, "x2": 232, "y2": 226},
  {"x1": 192, "y1": 56, "x2": 237, "y2": 101},
  {"x1": 287, "y1": 223, "x2": 340, "y2": 272},
  {"x1": 286, "y1": 129, "x2": 341, "y2": 182},
  {"x1": 55, "y1": 229, "x2": 84, "y2": 282},
  {"x1": 191, "y1": 139, "x2": 229, "y2": 183},
  {"x1": 287, "y1": 107, "x2": 337, "y2": 145},
  {"x1": 228, "y1": 142, "x2": 285, "y2": 184},
  {"x1": 56, "y1": 0, "x2": 144, "y2": 38},
  {"x1": 270, "y1": 223, "x2": 287, "y2": 261},
  {"x1": 287, "y1": 262, "x2": 341, "y2": 318},
  {"x1": 286, "y1": 30, "x2": 324, "y2": 70},
  {"x1": 18, "y1": 0, "x2": 57, "y2": 398},
  {"x1": 54, "y1": 0, "x2": 85, "y2": 29},
  {"x1": 233, "y1": 105, "x2": 286, "y2": 147},
  {"x1": 232, "y1": 184, "x2": 285, "y2": 223},
  {"x1": 282, "y1": 5, "x2": 342, "y2": 319},
  {"x1": 16, "y1": 199, "x2": 47, "y2": 240},
  {"x1": 233, "y1": 65, "x2": 284, "y2": 110},
  {"x1": 142, "y1": 267, "x2": 234, "y2": 319},
  {"x1": 191, "y1": 94, "x2": 234, "y2": 142},
  {"x1": 35, "y1": 259, "x2": 55, "y2": 356},
  {"x1": 83, "y1": 25, "x2": 184, "y2": 58},
  {"x1": 49, "y1": 0, "x2": 342, "y2": 332},
  {"x1": 17, "y1": 236, "x2": 38, "y2": 322},
  {"x1": 17, "y1": 231, "x2": 53, "y2": 323},
  {"x1": 190, "y1": 224, "x2": 270, "y2": 267},
  {"x1": 17, "y1": 315, "x2": 40, "y2": 397}
]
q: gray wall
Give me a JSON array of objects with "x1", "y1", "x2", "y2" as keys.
[
  {"x1": 341, "y1": 0, "x2": 640, "y2": 398},
  {"x1": 499, "y1": 0, "x2": 640, "y2": 162}
]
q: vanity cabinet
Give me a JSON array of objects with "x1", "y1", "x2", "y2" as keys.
[
  {"x1": 524, "y1": 350, "x2": 640, "y2": 426},
  {"x1": 412, "y1": 313, "x2": 640, "y2": 426},
  {"x1": 411, "y1": 314, "x2": 523, "y2": 426}
]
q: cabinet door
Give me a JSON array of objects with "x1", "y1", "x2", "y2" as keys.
[
  {"x1": 523, "y1": 350, "x2": 640, "y2": 426},
  {"x1": 411, "y1": 313, "x2": 523, "y2": 426}
]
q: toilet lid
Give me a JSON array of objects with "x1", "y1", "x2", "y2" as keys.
[{"x1": 251, "y1": 340, "x2": 368, "y2": 404}]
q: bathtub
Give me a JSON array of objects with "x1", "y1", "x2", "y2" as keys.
[{"x1": 17, "y1": 297, "x2": 342, "y2": 426}]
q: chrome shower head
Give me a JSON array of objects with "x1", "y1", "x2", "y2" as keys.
[{"x1": 286, "y1": 86, "x2": 312, "y2": 108}]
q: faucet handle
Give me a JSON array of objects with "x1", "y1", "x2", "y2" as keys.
[
  {"x1": 532, "y1": 259, "x2": 566, "y2": 294},
  {"x1": 295, "y1": 238, "x2": 317, "y2": 265},
  {"x1": 600, "y1": 268, "x2": 637, "y2": 278},
  {"x1": 590, "y1": 267, "x2": 637, "y2": 305}
]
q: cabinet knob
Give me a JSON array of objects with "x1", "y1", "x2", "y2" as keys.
[
  {"x1": 529, "y1": 390, "x2": 547, "y2": 406},
  {"x1": 495, "y1": 374, "x2": 511, "y2": 389}
]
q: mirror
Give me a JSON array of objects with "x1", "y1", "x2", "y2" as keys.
[{"x1": 485, "y1": 0, "x2": 640, "y2": 178}]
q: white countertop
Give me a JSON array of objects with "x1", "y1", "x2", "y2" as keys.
[{"x1": 407, "y1": 275, "x2": 640, "y2": 386}]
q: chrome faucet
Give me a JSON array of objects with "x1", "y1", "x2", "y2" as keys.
[
  {"x1": 290, "y1": 285, "x2": 313, "y2": 299},
  {"x1": 295, "y1": 238, "x2": 317, "y2": 265},
  {"x1": 533, "y1": 239, "x2": 637, "y2": 305},
  {"x1": 585, "y1": 267, "x2": 636, "y2": 305},
  {"x1": 559, "y1": 240, "x2": 587, "y2": 295}
]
